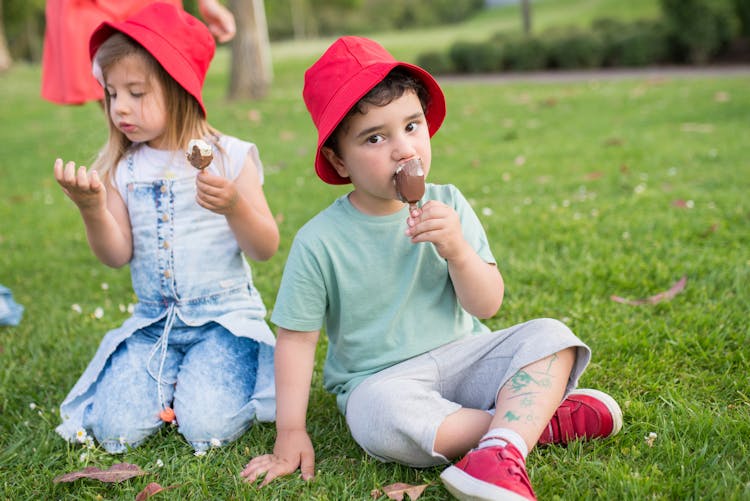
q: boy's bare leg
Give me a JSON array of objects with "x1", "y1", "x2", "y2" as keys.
[{"x1": 434, "y1": 348, "x2": 575, "y2": 458}]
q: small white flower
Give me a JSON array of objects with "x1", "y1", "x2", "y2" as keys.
[
  {"x1": 562, "y1": 199, "x2": 570, "y2": 208},
  {"x1": 634, "y1": 183, "x2": 647, "y2": 194},
  {"x1": 685, "y1": 200, "x2": 695, "y2": 209},
  {"x1": 71, "y1": 304, "x2": 82, "y2": 314},
  {"x1": 29, "y1": 403, "x2": 37, "y2": 410},
  {"x1": 79, "y1": 452, "x2": 88, "y2": 463},
  {"x1": 37, "y1": 410, "x2": 43, "y2": 416},
  {"x1": 622, "y1": 231, "x2": 631, "y2": 240},
  {"x1": 667, "y1": 167, "x2": 678, "y2": 176},
  {"x1": 210, "y1": 438, "x2": 222, "y2": 448},
  {"x1": 645, "y1": 431, "x2": 658, "y2": 447},
  {"x1": 119, "y1": 304, "x2": 126, "y2": 312},
  {"x1": 156, "y1": 459, "x2": 164, "y2": 468},
  {"x1": 514, "y1": 155, "x2": 526, "y2": 166},
  {"x1": 93, "y1": 307, "x2": 104, "y2": 319},
  {"x1": 194, "y1": 450, "x2": 207, "y2": 457},
  {"x1": 481, "y1": 207, "x2": 493, "y2": 216},
  {"x1": 127, "y1": 304, "x2": 135, "y2": 314},
  {"x1": 85, "y1": 436, "x2": 95, "y2": 449},
  {"x1": 101, "y1": 282, "x2": 109, "y2": 290},
  {"x1": 75, "y1": 429, "x2": 88, "y2": 444}
]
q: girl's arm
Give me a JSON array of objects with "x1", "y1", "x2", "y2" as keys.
[
  {"x1": 54, "y1": 159, "x2": 133, "y2": 268},
  {"x1": 197, "y1": 0, "x2": 236, "y2": 43},
  {"x1": 406, "y1": 201, "x2": 504, "y2": 318},
  {"x1": 241, "y1": 328, "x2": 320, "y2": 485},
  {"x1": 195, "y1": 155, "x2": 280, "y2": 261}
]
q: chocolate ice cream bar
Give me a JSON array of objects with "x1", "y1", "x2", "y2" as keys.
[
  {"x1": 186, "y1": 139, "x2": 213, "y2": 170},
  {"x1": 394, "y1": 158, "x2": 425, "y2": 210}
]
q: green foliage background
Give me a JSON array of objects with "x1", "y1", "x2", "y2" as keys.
[{"x1": 1, "y1": 1, "x2": 749, "y2": 499}]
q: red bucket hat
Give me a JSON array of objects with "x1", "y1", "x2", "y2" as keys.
[
  {"x1": 303, "y1": 36, "x2": 446, "y2": 185},
  {"x1": 89, "y1": 2, "x2": 215, "y2": 116}
]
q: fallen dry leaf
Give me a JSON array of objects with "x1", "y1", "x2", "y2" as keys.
[
  {"x1": 135, "y1": 482, "x2": 178, "y2": 501},
  {"x1": 53, "y1": 463, "x2": 146, "y2": 484},
  {"x1": 611, "y1": 276, "x2": 687, "y2": 306},
  {"x1": 372, "y1": 482, "x2": 428, "y2": 500}
]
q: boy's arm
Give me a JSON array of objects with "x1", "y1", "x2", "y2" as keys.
[
  {"x1": 54, "y1": 159, "x2": 133, "y2": 268},
  {"x1": 241, "y1": 327, "x2": 320, "y2": 486},
  {"x1": 406, "y1": 202, "x2": 504, "y2": 318}
]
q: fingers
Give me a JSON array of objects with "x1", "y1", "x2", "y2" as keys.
[
  {"x1": 54, "y1": 160, "x2": 101, "y2": 192},
  {"x1": 240, "y1": 453, "x2": 313, "y2": 487},
  {"x1": 299, "y1": 449, "x2": 316, "y2": 481}
]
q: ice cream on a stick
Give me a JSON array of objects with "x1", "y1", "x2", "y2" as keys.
[
  {"x1": 186, "y1": 139, "x2": 213, "y2": 170},
  {"x1": 394, "y1": 158, "x2": 425, "y2": 211}
]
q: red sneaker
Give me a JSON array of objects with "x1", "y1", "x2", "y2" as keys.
[
  {"x1": 440, "y1": 444, "x2": 536, "y2": 501},
  {"x1": 538, "y1": 388, "x2": 623, "y2": 446}
]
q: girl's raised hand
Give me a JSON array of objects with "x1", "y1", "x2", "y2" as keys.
[{"x1": 53, "y1": 158, "x2": 106, "y2": 212}]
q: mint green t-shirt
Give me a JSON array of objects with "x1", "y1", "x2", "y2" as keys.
[{"x1": 271, "y1": 183, "x2": 496, "y2": 414}]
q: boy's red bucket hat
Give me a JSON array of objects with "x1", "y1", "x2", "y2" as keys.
[
  {"x1": 89, "y1": 2, "x2": 214, "y2": 116},
  {"x1": 303, "y1": 36, "x2": 446, "y2": 185}
]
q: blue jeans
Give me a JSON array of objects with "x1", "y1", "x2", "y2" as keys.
[{"x1": 83, "y1": 317, "x2": 259, "y2": 453}]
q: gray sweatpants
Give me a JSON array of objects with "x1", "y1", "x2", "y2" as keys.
[{"x1": 345, "y1": 318, "x2": 591, "y2": 467}]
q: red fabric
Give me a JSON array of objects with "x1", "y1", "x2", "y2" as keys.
[
  {"x1": 302, "y1": 36, "x2": 446, "y2": 185},
  {"x1": 41, "y1": 0, "x2": 182, "y2": 105},
  {"x1": 89, "y1": 2, "x2": 214, "y2": 116},
  {"x1": 442, "y1": 445, "x2": 536, "y2": 501},
  {"x1": 537, "y1": 391, "x2": 616, "y2": 445}
]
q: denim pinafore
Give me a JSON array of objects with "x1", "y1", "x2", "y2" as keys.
[{"x1": 56, "y1": 138, "x2": 276, "y2": 442}]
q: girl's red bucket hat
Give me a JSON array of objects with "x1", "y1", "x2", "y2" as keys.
[
  {"x1": 89, "y1": 2, "x2": 215, "y2": 116},
  {"x1": 303, "y1": 36, "x2": 446, "y2": 185}
]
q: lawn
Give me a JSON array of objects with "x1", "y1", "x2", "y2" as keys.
[{"x1": 1, "y1": 1, "x2": 749, "y2": 499}]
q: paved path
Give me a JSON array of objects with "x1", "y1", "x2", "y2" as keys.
[{"x1": 438, "y1": 65, "x2": 750, "y2": 85}]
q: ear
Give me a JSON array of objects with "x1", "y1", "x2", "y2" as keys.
[{"x1": 321, "y1": 146, "x2": 349, "y2": 179}]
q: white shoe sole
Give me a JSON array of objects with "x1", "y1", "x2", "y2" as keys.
[{"x1": 440, "y1": 465, "x2": 531, "y2": 501}]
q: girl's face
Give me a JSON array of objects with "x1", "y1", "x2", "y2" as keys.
[
  {"x1": 323, "y1": 90, "x2": 432, "y2": 216},
  {"x1": 105, "y1": 54, "x2": 168, "y2": 149}
]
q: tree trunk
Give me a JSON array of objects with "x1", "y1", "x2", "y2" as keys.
[
  {"x1": 228, "y1": 0, "x2": 272, "y2": 100},
  {"x1": 0, "y1": 0, "x2": 12, "y2": 72},
  {"x1": 290, "y1": 0, "x2": 306, "y2": 39},
  {"x1": 521, "y1": 0, "x2": 532, "y2": 36}
]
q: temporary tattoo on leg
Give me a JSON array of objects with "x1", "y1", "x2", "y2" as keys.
[
  {"x1": 504, "y1": 411, "x2": 521, "y2": 422},
  {"x1": 509, "y1": 371, "x2": 534, "y2": 393}
]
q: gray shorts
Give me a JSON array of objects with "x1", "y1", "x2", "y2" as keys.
[{"x1": 345, "y1": 318, "x2": 591, "y2": 467}]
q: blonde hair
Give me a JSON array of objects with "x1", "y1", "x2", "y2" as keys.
[{"x1": 91, "y1": 33, "x2": 222, "y2": 183}]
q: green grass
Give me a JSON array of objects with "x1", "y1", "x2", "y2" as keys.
[{"x1": 2, "y1": 0, "x2": 750, "y2": 499}]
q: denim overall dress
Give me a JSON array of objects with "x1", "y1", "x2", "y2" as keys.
[{"x1": 56, "y1": 138, "x2": 276, "y2": 452}]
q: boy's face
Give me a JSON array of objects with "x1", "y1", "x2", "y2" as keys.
[{"x1": 322, "y1": 90, "x2": 432, "y2": 215}]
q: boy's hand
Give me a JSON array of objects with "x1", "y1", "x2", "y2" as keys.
[
  {"x1": 405, "y1": 200, "x2": 472, "y2": 262},
  {"x1": 53, "y1": 158, "x2": 106, "y2": 212},
  {"x1": 241, "y1": 429, "x2": 315, "y2": 486},
  {"x1": 195, "y1": 170, "x2": 241, "y2": 215}
]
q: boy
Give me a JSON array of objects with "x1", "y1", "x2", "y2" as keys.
[{"x1": 242, "y1": 36, "x2": 622, "y2": 500}]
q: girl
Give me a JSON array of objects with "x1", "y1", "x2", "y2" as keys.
[{"x1": 53, "y1": 3, "x2": 278, "y2": 454}]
